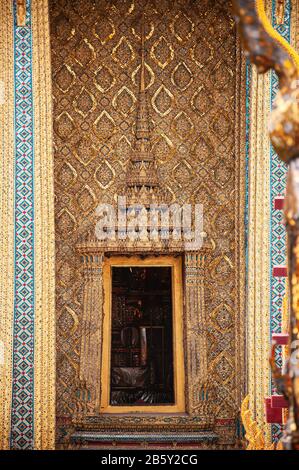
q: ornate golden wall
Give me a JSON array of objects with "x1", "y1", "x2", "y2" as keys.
[{"x1": 50, "y1": 0, "x2": 246, "y2": 445}]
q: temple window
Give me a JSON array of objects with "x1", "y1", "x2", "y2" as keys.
[{"x1": 101, "y1": 256, "x2": 185, "y2": 413}]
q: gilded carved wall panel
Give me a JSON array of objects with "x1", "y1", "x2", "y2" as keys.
[{"x1": 50, "y1": 0, "x2": 245, "y2": 445}]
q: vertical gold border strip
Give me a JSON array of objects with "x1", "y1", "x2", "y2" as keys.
[
  {"x1": 31, "y1": 0, "x2": 56, "y2": 450},
  {"x1": 234, "y1": 37, "x2": 247, "y2": 409},
  {"x1": 247, "y1": 67, "x2": 271, "y2": 443},
  {"x1": 0, "y1": 0, "x2": 15, "y2": 450}
]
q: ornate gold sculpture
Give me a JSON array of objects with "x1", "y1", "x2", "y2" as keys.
[
  {"x1": 233, "y1": 0, "x2": 299, "y2": 449},
  {"x1": 241, "y1": 395, "x2": 275, "y2": 450},
  {"x1": 241, "y1": 395, "x2": 285, "y2": 449},
  {"x1": 16, "y1": 0, "x2": 26, "y2": 27},
  {"x1": 275, "y1": 0, "x2": 286, "y2": 25}
]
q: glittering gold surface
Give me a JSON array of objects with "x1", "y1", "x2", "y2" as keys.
[
  {"x1": 50, "y1": 0, "x2": 246, "y2": 446},
  {"x1": 234, "y1": 0, "x2": 299, "y2": 447}
]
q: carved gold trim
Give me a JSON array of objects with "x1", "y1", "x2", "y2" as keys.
[
  {"x1": 31, "y1": 0, "x2": 56, "y2": 450},
  {"x1": 100, "y1": 255, "x2": 185, "y2": 414},
  {"x1": 0, "y1": 0, "x2": 14, "y2": 450}
]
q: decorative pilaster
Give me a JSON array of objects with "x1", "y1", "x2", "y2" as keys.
[
  {"x1": 32, "y1": 0, "x2": 56, "y2": 450},
  {"x1": 184, "y1": 251, "x2": 211, "y2": 419},
  {"x1": 78, "y1": 254, "x2": 104, "y2": 414},
  {"x1": 247, "y1": 65, "x2": 272, "y2": 444}
]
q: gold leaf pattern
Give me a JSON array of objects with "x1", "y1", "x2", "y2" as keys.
[
  {"x1": 73, "y1": 87, "x2": 96, "y2": 117},
  {"x1": 94, "y1": 65, "x2": 116, "y2": 93},
  {"x1": 55, "y1": 64, "x2": 76, "y2": 93},
  {"x1": 56, "y1": 161, "x2": 77, "y2": 188},
  {"x1": 191, "y1": 86, "x2": 214, "y2": 116},
  {"x1": 172, "y1": 111, "x2": 194, "y2": 140},
  {"x1": 76, "y1": 185, "x2": 97, "y2": 215},
  {"x1": 131, "y1": 62, "x2": 155, "y2": 90},
  {"x1": 93, "y1": 16, "x2": 115, "y2": 44},
  {"x1": 172, "y1": 61, "x2": 193, "y2": 91},
  {"x1": 94, "y1": 160, "x2": 115, "y2": 189},
  {"x1": 112, "y1": 85, "x2": 136, "y2": 117},
  {"x1": 112, "y1": 36, "x2": 135, "y2": 68},
  {"x1": 171, "y1": 11, "x2": 194, "y2": 43},
  {"x1": 152, "y1": 132, "x2": 175, "y2": 163},
  {"x1": 74, "y1": 38, "x2": 95, "y2": 67},
  {"x1": 54, "y1": 111, "x2": 75, "y2": 140},
  {"x1": 74, "y1": 139, "x2": 98, "y2": 167},
  {"x1": 93, "y1": 110, "x2": 116, "y2": 141},
  {"x1": 150, "y1": 36, "x2": 174, "y2": 69},
  {"x1": 57, "y1": 208, "x2": 77, "y2": 235},
  {"x1": 151, "y1": 84, "x2": 174, "y2": 117}
]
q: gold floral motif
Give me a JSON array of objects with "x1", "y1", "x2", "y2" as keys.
[
  {"x1": 150, "y1": 36, "x2": 174, "y2": 69},
  {"x1": 132, "y1": 62, "x2": 155, "y2": 90},
  {"x1": 93, "y1": 110, "x2": 116, "y2": 142},
  {"x1": 112, "y1": 36, "x2": 135, "y2": 69},
  {"x1": 94, "y1": 65, "x2": 116, "y2": 93},
  {"x1": 172, "y1": 111, "x2": 194, "y2": 140},
  {"x1": 94, "y1": 160, "x2": 115, "y2": 189},
  {"x1": 74, "y1": 38, "x2": 95, "y2": 67},
  {"x1": 151, "y1": 84, "x2": 174, "y2": 117},
  {"x1": 171, "y1": 62, "x2": 193, "y2": 91},
  {"x1": 112, "y1": 86, "x2": 136, "y2": 117},
  {"x1": 93, "y1": 16, "x2": 115, "y2": 45},
  {"x1": 131, "y1": 21, "x2": 154, "y2": 41},
  {"x1": 73, "y1": 88, "x2": 96, "y2": 118},
  {"x1": 55, "y1": 64, "x2": 76, "y2": 94},
  {"x1": 170, "y1": 12, "x2": 194, "y2": 43}
]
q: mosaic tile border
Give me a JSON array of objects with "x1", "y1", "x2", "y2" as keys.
[
  {"x1": 10, "y1": 0, "x2": 35, "y2": 450},
  {"x1": 269, "y1": 0, "x2": 291, "y2": 442}
]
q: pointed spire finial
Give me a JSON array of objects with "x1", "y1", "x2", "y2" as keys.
[
  {"x1": 135, "y1": 12, "x2": 150, "y2": 141},
  {"x1": 124, "y1": 13, "x2": 161, "y2": 206}
]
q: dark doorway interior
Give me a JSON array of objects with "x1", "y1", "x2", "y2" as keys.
[{"x1": 110, "y1": 266, "x2": 174, "y2": 406}]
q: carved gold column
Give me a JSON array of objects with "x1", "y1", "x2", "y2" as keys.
[
  {"x1": 79, "y1": 253, "x2": 104, "y2": 412},
  {"x1": 32, "y1": 0, "x2": 56, "y2": 450},
  {"x1": 247, "y1": 65, "x2": 272, "y2": 444},
  {"x1": 184, "y1": 251, "x2": 210, "y2": 416}
]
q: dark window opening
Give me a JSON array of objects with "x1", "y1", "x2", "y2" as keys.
[{"x1": 110, "y1": 266, "x2": 175, "y2": 406}]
